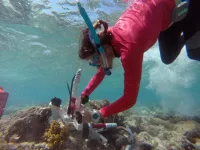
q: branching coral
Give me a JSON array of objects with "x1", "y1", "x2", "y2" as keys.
[{"x1": 43, "y1": 120, "x2": 69, "y2": 150}]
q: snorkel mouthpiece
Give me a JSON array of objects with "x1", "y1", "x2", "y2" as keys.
[
  {"x1": 88, "y1": 53, "x2": 111, "y2": 75},
  {"x1": 89, "y1": 54, "x2": 100, "y2": 67}
]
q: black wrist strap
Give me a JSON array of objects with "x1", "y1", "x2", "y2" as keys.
[{"x1": 82, "y1": 95, "x2": 89, "y2": 104}]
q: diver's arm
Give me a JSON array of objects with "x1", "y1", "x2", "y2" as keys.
[
  {"x1": 100, "y1": 44, "x2": 143, "y2": 118},
  {"x1": 81, "y1": 67, "x2": 105, "y2": 97}
]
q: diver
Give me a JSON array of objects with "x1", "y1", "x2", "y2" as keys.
[
  {"x1": 158, "y1": 0, "x2": 200, "y2": 64},
  {"x1": 78, "y1": 0, "x2": 200, "y2": 121}
]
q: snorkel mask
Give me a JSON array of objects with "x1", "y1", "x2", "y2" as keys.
[
  {"x1": 77, "y1": 2, "x2": 111, "y2": 76},
  {"x1": 88, "y1": 30, "x2": 101, "y2": 68},
  {"x1": 88, "y1": 20, "x2": 109, "y2": 68}
]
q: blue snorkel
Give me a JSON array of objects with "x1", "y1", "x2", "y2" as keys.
[{"x1": 77, "y1": 1, "x2": 111, "y2": 76}]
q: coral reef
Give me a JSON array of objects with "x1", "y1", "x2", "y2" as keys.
[
  {"x1": 89, "y1": 99, "x2": 110, "y2": 110},
  {"x1": 0, "y1": 104, "x2": 200, "y2": 150},
  {"x1": 0, "y1": 142, "x2": 47, "y2": 150},
  {"x1": 4, "y1": 107, "x2": 52, "y2": 143},
  {"x1": 184, "y1": 128, "x2": 200, "y2": 145},
  {"x1": 134, "y1": 141, "x2": 153, "y2": 150},
  {"x1": 121, "y1": 106, "x2": 200, "y2": 150},
  {"x1": 43, "y1": 120, "x2": 69, "y2": 149}
]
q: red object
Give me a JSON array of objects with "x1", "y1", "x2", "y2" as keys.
[
  {"x1": 0, "y1": 87, "x2": 3, "y2": 92},
  {"x1": 72, "y1": 97, "x2": 76, "y2": 103},
  {"x1": 92, "y1": 123, "x2": 106, "y2": 129},
  {"x1": 0, "y1": 88, "x2": 9, "y2": 117},
  {"x1": 71, "y1": 97, "x2": 76, "y2": 110},
  {"x1": 82, "y1": 0, "x2": 176, "y2": 118}
]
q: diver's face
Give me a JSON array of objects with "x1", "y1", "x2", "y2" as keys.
[
  {"x1": 86, "y1": 45, "x2": 114, "y2": 68},
  {"x1": 86, "y1": 54, "x2": 101, "y2": 67}
]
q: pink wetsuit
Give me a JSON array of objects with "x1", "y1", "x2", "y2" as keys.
[{"x1": 82, "y1": 0, "x2": 176, "y2": 118}]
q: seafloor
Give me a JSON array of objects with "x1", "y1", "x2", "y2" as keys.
[{"x1": 0, "y1": 100, "x2": 200, "y2": 150}]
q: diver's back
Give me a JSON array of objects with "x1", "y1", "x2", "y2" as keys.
[{"x1": 112, "y1": 0, "x2": 176, "y2": 52}]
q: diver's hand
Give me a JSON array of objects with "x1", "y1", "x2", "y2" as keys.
[{"x1": 81, "y1": 95, "x2": 89, "y2": 105}]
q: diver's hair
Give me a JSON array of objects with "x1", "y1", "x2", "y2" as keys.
[{"x1": 78, "y1": 20, "x2": 112, "y2": 59}]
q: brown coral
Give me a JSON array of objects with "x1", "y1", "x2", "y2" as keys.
[{"x1": 184, "y1": 128, "x2": 200, "y2": 144}]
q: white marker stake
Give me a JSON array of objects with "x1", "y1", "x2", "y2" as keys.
[{"x1": 72, "y1": 69, "x2": 82, "y2": 109}]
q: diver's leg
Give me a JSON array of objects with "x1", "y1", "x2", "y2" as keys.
[
  {"x1": 185, "y1": 32, "x2": 200, "y2": 61},
  {"x1": 158, "y1": 20, "x2": 185, "y2": 64},
  {"x1": 183, "y1": 0, "x2": 200, "y2": 61}
]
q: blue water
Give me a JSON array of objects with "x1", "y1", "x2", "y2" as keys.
[{"x1": 0, "y1": 0, "x2": 199, "y2": 116}]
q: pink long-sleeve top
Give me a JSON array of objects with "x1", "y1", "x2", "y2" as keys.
[{"x1": 82, "y1": 0, "x2": 176, "y2": 118}]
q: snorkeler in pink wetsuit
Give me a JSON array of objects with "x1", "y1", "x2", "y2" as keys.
[{"x1": 78, "y1": 0, "x2": 200, "y2": 119}]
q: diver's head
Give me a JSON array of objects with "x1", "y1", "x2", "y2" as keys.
[{"x1": 78, "y1": 20, "x2": 115, "y2": 69}]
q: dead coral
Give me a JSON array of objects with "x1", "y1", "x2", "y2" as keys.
[
  {"x1": 134, "y1": 141, "x2": 153, "y2": 150},
  {"x1": 182, "y1": 140, "x2": 197, "y2": 150},
  {"x1": 4, "y1": 107, "x2": 52, "y2": 143},
  {"x1": 89, "y1": 99, "x2": 110, "y2": 110},
  {"x1": 135, "y1": 117, "x2": 144, "y2": 133},
  {"x1": 0, "y1": 135, "x2": 8, "y2": 150},
  {"x1": 1, "y1": 142, "x2": 49, "y2": 150},
  {"x1": 184, "y1": 128, "x2": 200, "y2": 144},
  {"x1": 149, "y1": 117, "x2": 173, "y2": 130}
]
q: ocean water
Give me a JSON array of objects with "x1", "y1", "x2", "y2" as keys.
[{"x1": 0, "y1": 0, "x2": 200, "y2": 116}]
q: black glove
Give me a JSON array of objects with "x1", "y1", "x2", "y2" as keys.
[
  {"x1": 51, "y1": 97, "x2": 62, "y2": 107},
  {"x1": 81, "y1": 95, "x2": 89, "y2": 105}
]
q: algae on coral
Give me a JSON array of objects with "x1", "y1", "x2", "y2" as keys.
[{"x1": 43, "y1": 120, "x2": 69, "y2": 150}]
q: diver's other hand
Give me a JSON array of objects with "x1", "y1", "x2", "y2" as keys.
[{"x1": 81, "y1": 94, "x2": 89, "y2": 104}]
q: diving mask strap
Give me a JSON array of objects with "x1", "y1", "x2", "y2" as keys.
[{"x1": 77, "y1": 2, "x2": 111, "y2": 76}]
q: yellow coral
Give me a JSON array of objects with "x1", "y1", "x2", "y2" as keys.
[{"x1": 43, "y1": 120, "x2": 68, "y2": 150}]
